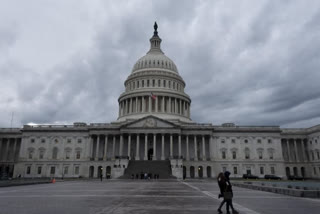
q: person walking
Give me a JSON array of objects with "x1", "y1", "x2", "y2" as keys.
[{"x1": 217, "y1": 171, "x2": 239, "y2": 214}]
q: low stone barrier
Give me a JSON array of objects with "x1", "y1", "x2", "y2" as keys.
[
  {"x1": 0, "y1": 178, "x2": 51, "y2": 187},
  {"x1": 233, "y1": 183, "x2": 320, "y2": 198}
]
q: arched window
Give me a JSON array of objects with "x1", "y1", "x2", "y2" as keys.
[
  {"x1": 65, "y1": 148, "x2": 72, "y2": 159},
  {"x1": 232, "y1": 151, "x2": 237, "y2": 159},
  {"x1": 39, "y1": 148, "x2": 45, "y2": 159},
  {"x1": 245, "y1": 148, "x2": 250, "y2": 159},
  {"x1": 28, "y1": 148, "x2": 34, "y2": 159},
  {"x1": 257, "y1": 149, "x2": 263, "y2": 159},
  {"x1": 52, "y1": 147, "x2": 58, "y2": 159}
]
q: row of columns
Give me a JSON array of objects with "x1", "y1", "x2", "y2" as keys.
[
  {"x1": 126, "y1": 78, "x2": 183, "y2": 93},
  {"x1": 282, "y1": 138, "x2": 307, "y2": 162},
  {"x1": 119, "y1": 96, "x2": 190, "y2": 118},
  {"x1": 90, "y1": 134, "x2": 212, "y2": 161},
  {"x1": 0, "y1": 138, "x2": 20, "y2": 162}
]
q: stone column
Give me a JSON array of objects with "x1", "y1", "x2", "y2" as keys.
[
  {"x1": 136, "y1": 134, "x2": 140, "y2": 160},
  {"x1": 142, "y1": 97, "x2": 145, "y2": 113},
  {"x1": 129, "y1": 98, "x2": 132, "y2": 114},
  {"x1": 118, "y1": 102, "x2": 121, "y2": 117},
  {"x1": 286, "y1": 139, "x2": 291, "y2": 162},
  {"x1": 210, "y1": 135, "x2": 214, "y2": 161},
  {"x1": 301, "y1": 139, "x2": 306, "y2": 162},
  {"x1": 112, "y1": 135, "x2": 116, "y2": 159},
  {"x1": 135, "y1": 97, "x2": 138, "y2": 113},
  {"x1": 169, "y1": 97, "x2": 172, "y2": 113},
  {"x1": 170, "y1": 134, "x2": 173, "y2": 158},
  {"x1": 155, "y1": 97, "x2": 158, "y2": 113},
  {"x1": 95, "y1": 135, "x2": 100, "y2": 160},
  {"x1": 194, "y1": 135, "x2": 198, "y2": 161},
  {"x1": 148, "y1": 96, "x2": 151, "y2": 113},
  {"x1": 179, "y1": 99, "x2": 182, "y2": 115},
  {"x1": 294, "y1": 139, "x2": 299, "y2": 162},
  {"x1": 13, "y1": 138, "x2": 17, "y2": 161},
  {"x1": 153, "y1": 134, "x2": 157, "y2": 160},
  {"x1": 162, "y1": 97, "x2": 165, "y2": 113},
  {"x1": 120, "y1": 134, "x2": 123, "y2": 156},
  {"x1": 178, "y1": 134, "x2": 181, "y2": 158},
  {"x1": 175, "y1": 98, "x2": 177, "y2": 113},
  {"x1": 161, "y1": 134, "x2": 165, "y2": 160},
  {"x1": 144, "y1": 134, "x2": 148, "y2": 160},
  {"x1": 202, "y1": 136, "x2": 206, "y2": 161},
  {"x1": 124, "y1": 99, "x2": 127, "y2": 115},
  {"x1": 5, "y1": 138, "x2": 10, "y2": 161},
  {"x1": 104, "y1": 135, "x2": 108, "y2": 161},
  {"x1": 186, "y1": 135, "x2": 190, "y2": 161},
  {"x1": 128, "y1": 134, "x2": 131, "y2": 159}
]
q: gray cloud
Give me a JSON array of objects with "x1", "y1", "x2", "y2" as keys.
[{"x1": 0, "y1": 0, "x2": 320, "y2": 128}]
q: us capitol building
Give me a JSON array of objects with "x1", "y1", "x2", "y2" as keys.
[{"x1": 1, "y1": 23, "x2": 320, "y2": 180}]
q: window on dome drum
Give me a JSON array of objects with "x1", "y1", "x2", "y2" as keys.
[
  {"x1": 260, "y1": 167, "x2": 264, "y2": 174},
  {"x1": 232, "y1": 151, "x2": 236, "y2": 159},
  {"x1": 152, "y1": 79, "x2": 155, "y2": 87},
  {"x1": 142, "y1": 80, "x2": 144, "y2": 87},
  {"x1": 163, "y1": 80, "x2": 166, "y2": 87},
  {"x1": 169, "y1": 81, "x2": 171, "y2": 88},
  {"x1": 137, "y1": 81, "x2": 139, "y2": 88},
  {"x1": 271, "y1": 167, "x2": 275, "y2": 174},
  {"x1": 37, "y1": 166, "x2": 42, "y2": 175},
  {"x1": 158, "y1": 79, "x2": 160, "y2": 87},
  {"x1": 233, "y1": 167, "x2": 237, "y2": 175},
  {"x1": 147, "y1": 80, "x2": 149, "y2": 87}
]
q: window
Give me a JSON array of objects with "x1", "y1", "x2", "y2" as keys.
[
  {"x1": 54, "y1": 139, "x2": 59, "y2": 144},
  {"x1": 222, "y1": 151, "x2": 226, "y2": 159},
  {"x1": 133, "y1": 81, "x2": 135, "y2": 89},
  {"x1": 258, "y1": 150, "x2": 263, "y2": 159},
  {"x1": 75, "y1": 166, "x2": 79, "y2": 175},
  {"x1": 76, "y1": 151, "x2": 81, "y2": 159},
  {"x1": 152, "y1": 79, "x2": 155, "y2": 87},
  {"x1": 271, "y1": 167, "x2": 275, "y2": 174},
  {"x1": 37, "y1": 166, "x2": 42, "y2": 175},
  {"x1": 244, "y1": 139, "x2": 248, "y2": 143},
  {"x1": 26, "y1": 166, "x2": 31, "y2": 174},
  {"x1": 67, "y1": 139, "x2": 72, "y2": 143},
  {"x1": 52, "y1": 148, "x2": 58, "y2": 159},
  {"x1": 173, "y1": 82, "x2": 176, "y2": 89},
  {"x1": 142, "y1": 80, "x2": 144, "y2": 87},
  {"x1": 41, "y1": 139, "x2": 46, "y2": 143},
  {"x1": 50, "y1": 167, "x2": 55, "y2": 175},
  {"x1": 77, "y1": 139, "x2": 82, "y2": 144},
  {"x1": 231, "y1": 139, "x2": 235, "y2": 143},
  {"x1": 137, "y1": 81, "x2": 140, "y2": 88},
  {"x1": 221, "y1": 140, "x2": 225, "y2": 144},
  {"x1": 163, "y1": 80, "x2": 166, "y2": 87},
  {"x1": 233, "y1": 167, "x2": 238, "y2": 175},
  {"x1": 28, "y1": 151, "x2": 33, "y2": 159},
  {"x1": 269, "y1": 152, "x2": 274, "y2": 160},
  {"x1": 30, "y1": 139, "x2": 35, "y2": 143},
  {"x1": 268, "y1": 139, "x2": 272, "y2": 144},
  {"x1": 65, "y1": 150, "x2": 71, "y2": 159},
  {"x1": 257, "y1": 139, "x2": 262, "y2": 143},
  {"x1": 245, "y1": 149, "x2": 250, "y2": 159},
  {"x1": 260, "y1": 167, "x2": 264, "y2": 175},
  {"x1": 158, "y1": 79, "x2": 161, "y2": 87},
  {"x1": 147, "y1": 79, "x2": 149, "y2": 87},
  {"x1": 39, "y1": 150, "x2": 44, "y2": 159},
  {"x1": 64, "y1": 166, "x2": 68, "y2": 175},
  {"x1": 232, "y1": 151, "x2": 236, "y2": 159}
]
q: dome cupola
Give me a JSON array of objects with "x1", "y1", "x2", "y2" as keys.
[{"x1": 117, "y1": 23, "x2": 192, "y2": 122}]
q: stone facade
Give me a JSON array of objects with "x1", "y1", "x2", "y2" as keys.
[{"x1": 1, "y1": 24, "x2": 320, "y2": 180}]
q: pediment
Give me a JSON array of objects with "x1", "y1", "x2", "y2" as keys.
[{"x1": 122, "y1": 116, "x2": 177, "y2": 129}]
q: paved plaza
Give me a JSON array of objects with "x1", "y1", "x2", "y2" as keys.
[{"x1": 0, "y1": 179, "x2": 319, "y2": 214}]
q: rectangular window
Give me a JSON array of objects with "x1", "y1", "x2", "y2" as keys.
[
  {"x1": 27, "y1": 166, "x2": 31, "y2": 174},
  {"x1": 233, "y1": 167, "x2": 237, "y2": 175},
  {"x1": 66, "y1": 151, "x2": 70, "y2": 159},
  {"x1": 50, "y1": 167, "x2": 55, "y2": 175},
  {"x1": 222, "y1": 151, "x2": 226, "y2": 159},
  {"x1": 37, "y1": 166, "x2": 42, "y2": 175},
  {"x1": 76, "y1": 151, "x2": 81, "y2": 159},
  {"x1": 232, "y1": 151, "x2": 236, "y2": 159},
  {"x1": 260, "y1": 167, "x2": 264, "y2": 175},
  {"x1": 163, "y1": 80, "x2": 166, "y2": 87},
  {"x1": 29, "y1": 152, "x2": 33, "y2": 159},
  {"x1": 64, "y1": 166, "x2": 68, "y2": 175},
  {"x1": 271, "y1": 167, "x2": 275, "y2": 175},
  {"x1": 75, "y1": 166, "x2": 79, "y2": 175},
  {"x1": 259, "y1": 151, "x2": 263, "y2": 159}
]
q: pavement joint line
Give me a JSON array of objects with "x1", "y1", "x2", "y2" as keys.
[
  {"x1": 0, "y1": 194, "x2": 206, "y2": 198},
  {"x1": 181, "y1": 181, "x2": 261, "y2": 214}
]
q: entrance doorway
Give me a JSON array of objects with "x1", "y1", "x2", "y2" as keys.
[
  {"x1": 198, "y1": 166, "x2": 203, "y2": 178},
  {"x1": 190, "y1": 166, "x2": 195, "y2": 178},
  {"x1": 148, "y1": 148, "x2": 153, "y2": 160},
  {"x1": 183, "y1": 166, "x2": 186, "y2": 179}
]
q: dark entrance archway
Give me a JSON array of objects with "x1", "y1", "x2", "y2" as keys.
[
  {"x1": 301, "y1": 167, "x2": 305, "y2": 178},
  {"x1": 89, "y1": 166, "x2": 94, "y2": 178},
  {"x1": 293, "y1": 167, "x2": 298, "y2": 176},
  {"x1": 148, "y1": 148, "x2": 153, "y2": 160},
  {"x1": 183, "y1": 166, "x2": 186, "y2": 179},
  {"x1": 207, "y1": 166, "x2": 212, "y2": 178},
  {"x1": 198, "y1": 166, "x2": 203, "y2": 178},
  {"x1": 285, "y1": 167, "x2": 290, "y2": 178},
  {"x1": 190, "y1": 166, "x2": 195, "y2": 178},
  {"x1": 106, "y1": 166, "x2": 111, "y2": 179}
]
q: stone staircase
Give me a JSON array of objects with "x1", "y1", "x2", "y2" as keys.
[{"x1": 121, "y1": 160, "x2": 173, "y2": 179}]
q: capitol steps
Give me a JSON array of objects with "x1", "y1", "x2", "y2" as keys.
[{"x1": 120, "y1": 160, "x2": 173, "y2": 179}]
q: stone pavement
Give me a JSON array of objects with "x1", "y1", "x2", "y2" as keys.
[{"x1": 0, "y1": 179, "x2": 319, "y2": 214}]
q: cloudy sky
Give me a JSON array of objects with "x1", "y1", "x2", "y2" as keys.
[{"x1": 1, "y1": 0, "x2": 320, "y2": 128}]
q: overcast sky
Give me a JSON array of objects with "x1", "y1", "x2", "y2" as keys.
[{"x1": 1, "y1": 0, "x2": 320, "y2": 128}]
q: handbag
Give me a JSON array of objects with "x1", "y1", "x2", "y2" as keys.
[{"x1": 223, "y1": 192, "x2": 233, "y2": 200}]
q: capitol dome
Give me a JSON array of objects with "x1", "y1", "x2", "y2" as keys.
[{"x1": 117, "y1": 22, "x2": 192, "y2": 122}]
